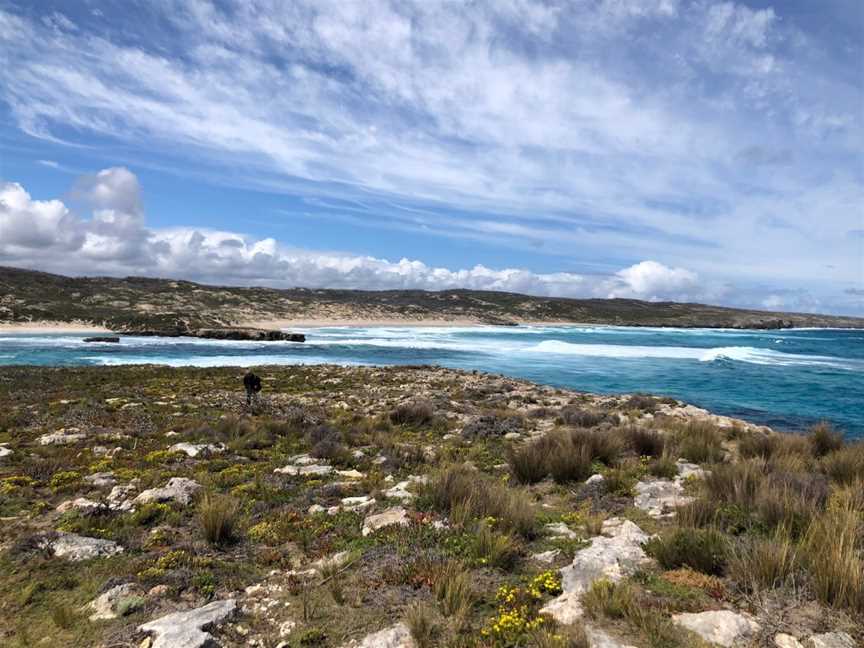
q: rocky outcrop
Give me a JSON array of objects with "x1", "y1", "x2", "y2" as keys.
[
  {"x1": 138, "y1": 599, "x2": 236, "y2": 648},
  {"x1": 362, "y1": 507, "x2": 410, "y2": 536},
  {"x1": 83, "y1": 336, "x2": 120, "y2": 343},
  {"x1": 86, "y1": 582, "x2": 143, "y2": 620},
  {"x1": 633, "y1": 459, "x2": 706, "y2": 518},
  {"x1": 671, "y1": 610, "x2": 760, "y2": 647},
  {"x1": 541, "y1": 518, "x2": 652, "y2": 623},
  {"x1": 169, "y1": 442, "x2": 224, "y2": 458},
  {"x1": 343, "y1": 623, "x2": 415, "y2": 648},
  {"x1": 44, "y1": 532, "x2": 123, "y2": 561},
  {"x1": 130, "y1": 327, "x2": 305, "y2": 342},
  {"x1": 134, "y1": 477, "x2": 201, "y2": 505}
]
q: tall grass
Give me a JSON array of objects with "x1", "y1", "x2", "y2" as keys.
[
  {"x1": 198, "y1": 493, "x2": 240, "y2": 546},
  {"x1": 674, "y1": 421, "x2": 725, "y2": 463},
  {"x1": 728, "y1": 526, "x2": 799, "y2": 592},
  {"x1": 644, "y1": 527, "x2": 728, "y2": 575}
]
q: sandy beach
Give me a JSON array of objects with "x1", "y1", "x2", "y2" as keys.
[
  {"x1": 0, "y1": 321, "x2": 112, "y2": 334},
  {"x1": 246, "y1": 317, "x2": 486, "y2": 328}
]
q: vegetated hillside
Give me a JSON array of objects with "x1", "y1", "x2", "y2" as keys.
[{"x1": 1, "y1": 265, "x2": 862, "y2": 331}]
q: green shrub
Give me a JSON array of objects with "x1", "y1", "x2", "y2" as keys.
[
  {"x1": 644, "y1": 527, "x2": 728, "y2": 575},
  {"x1": 808, "y1": 422, "x2": 844, "y2": 457},
  {"x1": 675, "y1": 421, "x2": 725, "y2": 463}
]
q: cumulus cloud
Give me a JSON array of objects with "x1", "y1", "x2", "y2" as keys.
[{"x1": 1, "y1": 169, "x2": 714, "y2": 302}]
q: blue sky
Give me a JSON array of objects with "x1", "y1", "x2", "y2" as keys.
[{"x1": 0, "y1": 0, "x2": 862, "y2": 314}]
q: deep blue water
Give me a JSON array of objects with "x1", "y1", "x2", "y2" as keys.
[{"x1": 1, "y1": 326, "x2": 862, "y2": 437}]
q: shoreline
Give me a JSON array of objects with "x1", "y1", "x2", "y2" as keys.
[{"x1": 0, "y1": 321, "x2": 112, "y2": 334}]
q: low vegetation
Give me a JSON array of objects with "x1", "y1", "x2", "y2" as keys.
[{"x1": 0, "y1": 364, "x2": 860, "y2": 647}]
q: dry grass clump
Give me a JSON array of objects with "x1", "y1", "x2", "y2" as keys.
[
  {"x1": 432, "y1": 561, "x2": 476, "y2": 618},
  {"x1": 624, "y1": 425, "x2": 666, "y2": 457},
  {"x1": 808, "y1": 421, "x2": 844, "y2": 457},
  {"x1": 198, "y1": 493, "x2": 240, "y2": 546},
  {"x1": 648, "y1": 451, "x2": 678, "y2": 479},
  {"x1": 405, "y1": 602, "x2": 440, "y2": 648},
  {"x1": 819, "y1": 442, "x2": 864, "y2": 485},
  {"x1": 674, "y1": 421, "x2": 725, "y2": 463},
  {"x1": 390, "y1": 399, "x2": 436, "y2": 427},
  {"x1": 582, "y1": 579, "x2": 635, "y2": 619},
  {"x1": 424, "y1": 464, "x2": 536, "y2": 538},
  {"x1": 507, "y1": 434, "x2": 556, "y2": 484},
  {"x1": 644, "y1": 527, "x2": 728, "y2": 575},
  {"x1": 558, "y1": 405, "x2": 612, "y2": 428},
  {"x1": 800, "y1": 487, "x2": 864, "y2": 614},
  {"x1": 728, "y1": 526, "x2": 799, "y2": 593},
  {"x1": 508, "y1": 427, "x2": 622, "y2": 485},
  {"x1": 529, "y1": 623, "x2": 589, "y2": 648}
]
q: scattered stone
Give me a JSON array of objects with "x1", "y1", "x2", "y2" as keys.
[
  {"x1": 541, "y1": 518, "x2": 652, "y2": 623},
  {"x1": 329, "y1": 496, "x2": 376, "y2": 515},
  {"x1": 108, "y1": 483, "x2": 137, "y2": 511},
  {"x1": 279, "y1": 620, "x2": 297, "y2": 637},
  {"x1": 312, "y1": 550, "x2": 352, "y2": 571},
  {"x1": 362, "y1": 507, "x2": 409, "y2": 536},
  {"x1": 503, "y1": 432, "x2": 522, "y2": 440},
  {"x1": 138, "y1": 599, "x2": 236, "y2": 648},
  {"x1": 134, "y1": 477, "x2": 201, "y2": 505},
  {"x1": 633, "y1": 478, "x2": 693, "y2": 518},
  {"x1": 0, "y1": 444, "x2": 12, "y2": 460},
  {"x1": 336, "y1": 469, "x2": 365, "y2": 479},
  {"x1": 531, "y1": 549, "x2": 561, "y2": 563},
  {"x1": 585, "y1": 625, "x2": 639, "y2": 648},
  {"x1": 56, "y1": 497, "x2": 103, "y2": 514},
  {"x1": 671, "y1": 610, "x2": 760, "y2": 647},
  {"x1": 87, "y1": 583, "x2": 142, "y2": 621},
  {"x1": 461, "y1": 414, "x2": 524, "y2": 439},
  {"x1": 544, "y1": 522, "x2": 579, "y2": 540},
  {"x1": 343, "y1": 622, "x2": 415, "y2": 648},
  {"x1": 169, "y1": 442, "x2": 223, "y2": 458},
  {"x1": 585, "y1": 473, "x2": 605, "y2": 484},
  {"x1": 45, "y1": 532, "x2": 123, "y2": 561},
  {"x1": 775, "y1": 634, "x2": 805, "y2": 648},
  {"x1": 805, "y1": 633, "x2": 857, "y2": 648},
  {"x1": 308, "y1": 504, "x2": 326, "y2": 514},
  {"x1": 84, "y1": 472, "x2": 117, "y2": 488},
  {"x1": 38, "y1": 429, "x2": 86, "y2": 445}
]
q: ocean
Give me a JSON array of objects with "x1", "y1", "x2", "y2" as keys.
[{"x1": 1, "y1": 325, "x2": 862, "y2": 437}]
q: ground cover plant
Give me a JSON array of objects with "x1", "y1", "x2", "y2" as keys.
[{"x1": 0, "y1": 364, "x2": 860, "y2": 647}]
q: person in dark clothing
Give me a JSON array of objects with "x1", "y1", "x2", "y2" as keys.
[{"x1": 243, "y1": 371, "x2": 262, "y2": 406}]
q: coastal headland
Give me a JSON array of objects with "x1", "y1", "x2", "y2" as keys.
[{"x1": 0, "y1": 364, "x2": 860, "y2": 646}]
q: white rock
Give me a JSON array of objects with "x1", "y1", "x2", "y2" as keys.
[
  {"x1": 775, "y1": 634, "x2": 805, "y2": 648},
  {"x1": 279, "y1": 620, "x2": 297, "y2": 637},
  {"x1": 805, "y1": 633, "x2": 857, "y2": 648},
  {"x1": 672, "y1": 610, "x2": 760, "y2": 647},
  {"x1": 169, "y1": 443, "x2": 223, "y2": 458},
  {"x1": 328, "y1": 496, "x2": 376, "y2": 515},
  {"x1": 634, "y1": 478, "x2": 693, "y2": 519},
  {"x1": 308, "y1": 504, "x2": 326, "y2": 514},
  {"x1": 541, "y1": 518, "x2": 652, "y2": 624},
  {"x1": 46, "y1": 532, "x2": 123, "y2": 561},
  {"x1": 503, "y1": 432, "x2": 522, "y2": 440},
  {"x1": 289, "y1": 454, "x2": 318, "y2": 465},
  {"x1": 56, "y1": 497, "x2": 102, "y2": 513},
  {"x1": 274, "y1": 464, "x2": 333, "y2": 477},
  {"x1": 531, "y1": 549, "x2": 561, "y2": 563},
  {"x1": 312, "y1": 550, "x2": 352, "y2": 571},
  {"x1": 108, "y1": 483, "x2": 137, "y2": 511},
  {"x1": 336, "y1": 469, "x2": 365, "y2": 479},
  {"x1": 585, "y1": 473, "x2": 605, "y2": 484},
  {"x1": 362, "y1": 507, "x2": 409, "y2": 536},
  {"x1": 38, "y1": 430, "x2": 86, "y2": 445},
  {"x1": 0, "y1": 444, "x2": 12, "y2": 459},
  {"x1": 134, "y1": 478, "x2": 201, "y2": 505},
  {"x1": 676, "y1": 459, "x2": 706, "y2": 480},
  {"x1": 544, "y1": 522, "x2": 579, "y2": 540},
  {"x1": 84, "y1": 472, "x2": 117, "y2": 488},
  {"x1": 87, "y1": 583, "x2": 141, "y2": 621},
  {"x1": 138, "y1": 599, "x2": 236, "y2": 648},
  {"x1": 343, "y1": 622, "x2": 415, "y2": 648},
  {"x1": 585, "y1": 625, "x2": 639, "y2": 648}
]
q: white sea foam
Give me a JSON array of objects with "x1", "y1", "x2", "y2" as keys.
[{"x1": 87, "y1": 354, "x2": 361, "y2": 368}]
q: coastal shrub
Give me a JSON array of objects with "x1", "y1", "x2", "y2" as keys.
[
  {"x1": 675, "y1": 421, "x2": 725, "y2": 463},
  {"x1": 754, "y1": 472, "x2": 826, "y2": 535},
  {"x1": 703, "y1": 460, "x2": 764, "y2": 510},
  {"x1": 198, "y1": 493, "x2": 240, "y2": 546},
  {"x1": 621, "y1": 394, "x2": 660, "y2": 413},
  {"x1": 737, "y1": 433, "x2": 776, "y2": 460},
  {"x1": 461, "y1": 413, "x2": 524, "y2": 439},
  {"x1": 648, "y1": 451, "x2": 678, "y2": 479},
  {"x1": 424, "y1": 464, "x2": 536, "y2": 538},
  {"x1": 808, "y1": 422, "x2": 844, "y2": 457},
  {"x1": 801, "y1": 488, "x2": 864, "y2": 614},
  {"x1": 727, "y1": 526, "x2": 798, "y2": 592},
  {"x1": 602, "y1": 467, "x2": 638, "y2": 497},
  {"x1": 571, "y1": 428, "x2": 624, "y2": 465},
  {"x1": 644, "y1": 527, "x2": 728, "y2": 575},
  {"x1": 471, "y1": 523, "x2": 520, "y2": 569},
  {"x1": 819, "y1": 443, "x2": 864, "y2": 485},
  {"x1": 625, "y1": 425, "x2": 666, "y2": 458},
  {"x1": 507, "y1": 435, "x2": 554, "y2": 484},
  {"x1": 390, "y1": 399, "x2": 436, "y2": 427},
  {"x1": 558, "y1": 406, "x2": 611, "y2": 428},
  {"x1": 548, "y1": 435, "x2": 594, "y2": 484}
]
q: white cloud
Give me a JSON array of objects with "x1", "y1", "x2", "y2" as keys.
[{"x1": 0, "y1": 169, "x2": 719, "y2": 303}]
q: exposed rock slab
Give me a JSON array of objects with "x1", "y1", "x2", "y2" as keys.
[
  {"x1": 672, "y1": 610, "x2": 760, "y2": 647},
  {"x1": 38, "y1": 429, "x2": 86, "y2": 445},
  {"x1": 343, "y1": 622, "x2": 415, "y2": 648},
  {"x1": 585, "y1": 625, "x2": 639, "y2": 648},
  {"x1": 541, "y1": 518, "x2": 652, "y2": 624},
  {"x1": 362, "y1": 507, "x2": 409, "y2": 536},
  {"x1": 138, "y1": 599, "x2": 236, "y2": 648},
  {"x1": 87, "y1": 582, "x2": 142, "y2": 620},
  {"x1": 805, "y1": 633, "x2": 857, "y2": 648},
  {"x1": 775, "y1": 635, "x2": 804, "y2": 648},
  {"x1": 134, "y1": 477, "x2": 201, "y2": 505},
  {"x1": 169, "y1": 442, "x2": 223, "y2": 458},
  {"x1": 633, "y1": 459, "x2": 706, "y2": 518},
  {"x1": 45, "y1": 532, "x2": 123, "y2": 561}
]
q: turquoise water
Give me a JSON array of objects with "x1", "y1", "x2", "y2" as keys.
[{"x1": 1, "y1": 326, "x2": 862, "y2": 437}]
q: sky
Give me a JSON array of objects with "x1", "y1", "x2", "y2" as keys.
[{"x1": 0, "y1": 0, "x2": 862, "y2": 315}]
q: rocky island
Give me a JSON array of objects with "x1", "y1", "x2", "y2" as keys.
[{"x1": 0, "y1": 364, "x2": 860, "y2": 647}]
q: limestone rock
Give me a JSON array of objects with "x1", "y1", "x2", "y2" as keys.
[
  {"x1": 56, "y1": 497, "x2": 103, "y2": 514},
  {"x1": 134, "y1": 478, "x2": 201, "y2": 505},
  {"x1": 0, "y1": 444, "x2": 12, "y2": 459},
  {"x1": 362, "y1": 507, "x2": 409, "y2": 536},
  {"x1": 87, "y1": 583, "x2": 142, "y2": 621},
  {"x1": 585, "y1": 625, "x2": 639, "y2": 648},
  {"x1": 274, "y1": 464, "x2": 333, "y2": 477},
  {"x1": 531, "y1": 549, "x2": 561, "y2": 563},
  {"x1": 38, "y1": 429, "x2": 86, "y2": 445},
  {"x1": 672, "y1": 610, "x2": 760, "y2": 647},
  {"x1": 46, "y1": 532, "x2": 123, "y2": 561},
  {"x1": 84, "y1": 472, "x2": 117, "y2": 488},
  {"x1": 544, "y1": 522, "x2": 579, "y2": 540},
  {"x1": 138, "y1": 599, "x2": 236, "y2": 648},
  {"x1": 541, "y1": 518, "x2": 652, "y2": 624},
  {"x1": 805, "y1": 633, "x2": 857, "y2": 648},
  {"x1": 108, "y1": 483, "x2": 137, "y2": 511},
  {"x1": 343, "y1": 622, "x2": 415, "y2": 648},
  {"x1": 169, "y1": 442, "x2": 223, "y2": 458},
  {"x1": 775, "y1": 634, "x2": 804, "y2": 648}
]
